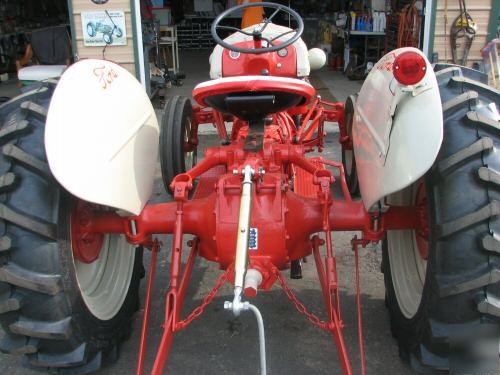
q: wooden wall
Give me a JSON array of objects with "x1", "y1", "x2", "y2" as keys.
[
  {"x1": 433, "y1": 0, "x2": 492, "y2": 66},
  {"x1": 70, "y1": 0, "x2": 136, "y2": 75}
]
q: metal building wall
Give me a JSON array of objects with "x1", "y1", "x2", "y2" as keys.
[
  {"x1": 69, "y1": 0, "x2": 137, "y2": 75},
  {"x1": 432, "y1": 0, "x2": 492, "y2": 65}
]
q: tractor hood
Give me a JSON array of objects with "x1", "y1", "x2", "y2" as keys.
[{"x1": 45, "y1": 59, "x2": 159, "y2": 215}]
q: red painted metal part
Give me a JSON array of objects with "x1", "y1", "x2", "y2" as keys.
[
  {"x1": 150, "y1": 234, "x2": 198, "y2": 375},
  {"x1": 73, "y1": 96, "x2": 425, "y2": 374},
  {"x1": 71, "y1": 200, "x2": 104, "y2": 263},
  {"x1": 352, "y1": 237, "x2": 368, "y2": 375},
  {"x1": 192, "y1": 75, "x2": 317, "y2": 109},
  {"x1": 137, "y1": 239, "x2": 160, "y2": 375},
  {"x1": 222, "y1": 42, "x2": 298, "y2": 77},
  {"x1": 312, "y1": 236, "x2": 352, "y2": 375}
]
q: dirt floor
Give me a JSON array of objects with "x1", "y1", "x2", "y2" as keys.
[{"x1": 0, "y1": 52, "x2": 414, "y2": 374}]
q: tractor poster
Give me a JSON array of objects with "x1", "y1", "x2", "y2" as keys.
[{"x1": 81, "y1": 10, "x2": 127, "y2": 46}]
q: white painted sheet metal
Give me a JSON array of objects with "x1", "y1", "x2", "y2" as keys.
[
  {"x1": 353, "y1": 47, "x2": 443, "y2": 210},
  {"x1": 45, "y1": 59, "x2": 159, "y2": 215}
]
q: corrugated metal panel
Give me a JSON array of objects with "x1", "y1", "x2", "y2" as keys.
[
  {"x1": 70, "y1": 0, "x2": 136, "y2": 72},
  {"x1": 432, "y1": 0, "x2": 492, "y2": 65}
]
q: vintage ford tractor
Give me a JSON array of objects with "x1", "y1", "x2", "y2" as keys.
[{"x1": 0, "y1": 2, "x2": 498, "y2": 374}]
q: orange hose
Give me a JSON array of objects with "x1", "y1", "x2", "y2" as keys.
[{"x1": 397, "y1": 2, "x2": 421, "y2": 48}]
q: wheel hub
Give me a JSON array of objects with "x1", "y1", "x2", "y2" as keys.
[
  {"x1": 71, "y1": 200, "x2": 104, "y2": 263},
  {"x1": 71, "y1": 199, "x2": 136, "y2": 320}
]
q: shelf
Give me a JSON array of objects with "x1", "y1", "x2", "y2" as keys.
[{"x1": 349, "y1": 31, "x2": 385, "y2": 36}]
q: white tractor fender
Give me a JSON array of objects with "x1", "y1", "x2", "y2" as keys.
[
  {"x1": 45, "y1": 59, "x2": 159, "y2": 215},
  {"x1": 353, "y1": 47, "x2": 443, "y2": 211}
]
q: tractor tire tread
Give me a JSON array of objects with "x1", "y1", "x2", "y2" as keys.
[
  {"x1": 0, "y1": 172, "x2": 16, "y2": 192},
  {"x1": 437, "y1": 136, "x2": 493, "y2": 176},
  {"x1": 418, "y1": 345, "x2": 448, "y2": 371},
  {"x1": 384, "y1": 64, "x2": 500, "y2": 374},
  {"x1": 482, "y1": 234, "x2": 500, "y2": 254},
  {"x1": 2, "y1": 143, "x2": 52, "y2": 179},
  {"x1": 58, "y1": 350, "x2": 103, "y2": 375},
  {"x1": 27, "y1": 343, "x2": 87, "y2": 368},
  {"x1": 20, "y1": 101, "x2": 48, "y2": 119},
  {"x1": 0, "y1": 202, "x2": 57, "y2": 239},
  {"x1": 441, "y1": 91, "x2": 478, "y2": 113},
  {"x1": 0, "y1": 262, "x2": 62, "y2": 294},
  {"x1": 434, "y1": 63, "x2": 488, "y2": 85},
  {"x1": 0, "y1": 335, "x2": 39, "y2": 354},
  {"x1": 160, "y1": 95, "x2": 193, "y2": 193},
  {"x1": 0, "y1": 82, "x2": 141, "y2": 373},
  {"x1": 9, "y1": 316, "x2": 72, "y2": 340},
  {"x1": 437, "y1": 267, "x2": 500, "y2": 296},
  {"x1": 0, "y1": 235, "x2": 11, "y2": 252},
  {"x1": 0, "y1": 294, "x2": 21, "y2": 313},
  {"x1": 436, "y1": 200, "x2": 500, "y2": 238},
  {"x1": 466, "y1": 110, "x2": 500, "y2": 132},
  {"x1": 0, "y1": 120, "x2": 30, "y2": 143},
  {"x1": 0, "y1": 87, "x2": 49, "y2": 114},
  {"x1": 478, "y1": 166, "x2": 500, "y2": 186}
]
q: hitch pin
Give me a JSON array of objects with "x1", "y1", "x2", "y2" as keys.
[{"x1": 224, "y1": 165, "x2": 267, "y2": 375}]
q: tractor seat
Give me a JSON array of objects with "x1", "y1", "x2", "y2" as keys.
[
  {"x1": 18, "y1": 65, "x2": 66, "y2": 83},
  {"x1": 193, "y1": 76, "x2": 316, "y2": 122}
]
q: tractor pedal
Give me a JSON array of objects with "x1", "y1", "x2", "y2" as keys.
[{"x1": 290, "y1": 260, "x2": 302, "y2": 279}]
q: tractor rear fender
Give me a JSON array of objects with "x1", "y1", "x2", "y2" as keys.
[
  {"x1": 45, "y1": 59, "x2": 159, "y2": 215},
  {"x1": 353, "y1": 47, "x2": 443, "y2": 211}
]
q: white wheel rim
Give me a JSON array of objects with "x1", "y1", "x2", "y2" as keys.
[
  {"x1": 184, "y1": 120, "x2": 195, "y2": 170},
  {"x1": 387, "y1": 183, "x2": 427, "y2": 319},
  {"x1": 345, "y1": 149, "x2": 354, "y2": 175},
  {"x1": 344, "y1": 103, "x2": 354, "y2": 177},
  {"x1": 74, "y1": 235, "x2": 135, "y2": 321}
]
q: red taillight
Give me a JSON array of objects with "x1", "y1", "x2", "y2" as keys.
[{"x1": 393, "y1": 51, "x2": 427, "y2": 85}]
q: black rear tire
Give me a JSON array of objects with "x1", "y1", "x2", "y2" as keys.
[
  {"x1": 0, "y1": 82, "x2": 142, "y2": 373},
  {"x1": 341, "y1": 95, "x2": 359, "y2": 195},
  {"x1": 160, "y1": 95, "x2": 197, "y2": 194},
  {"x1": 383, "y1": 65, "x2": 500, "y2": 373}
]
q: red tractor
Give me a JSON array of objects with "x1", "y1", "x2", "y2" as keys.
[{"x1": 0, "y1": 2, "x2": 498, "y2": 374}]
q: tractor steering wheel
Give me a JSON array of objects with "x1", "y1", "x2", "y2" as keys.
[{"x1": 211, "y1": 2, "x2": 304, "y2": 55}]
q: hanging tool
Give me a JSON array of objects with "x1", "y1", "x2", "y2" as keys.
[{"x1": 450, "y1": 0, "x2": 477, "y2": 65}]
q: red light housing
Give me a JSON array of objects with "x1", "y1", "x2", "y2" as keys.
[{"x1": 393, "y1": 51, "x2": 427, "y2": 85}]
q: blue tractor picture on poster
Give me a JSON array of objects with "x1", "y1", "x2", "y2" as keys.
[
  {"x1": 86, "y1": 21, "x2": 123, "y2": 44},
  {"x1": 82, "y1": 10, "x2": 127, "y2": 46}
]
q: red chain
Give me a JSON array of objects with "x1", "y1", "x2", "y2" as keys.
[
  {"x1": 175, "y1": 268, "x2": 231, "y2": 331},
  {"x1": 272, "y1": 268, "x2": 330, "y2": 330}
]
